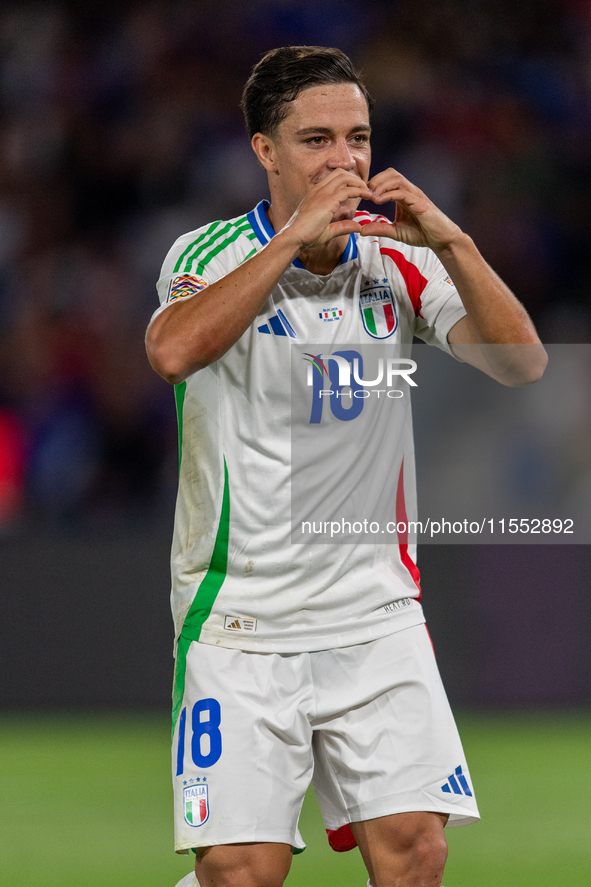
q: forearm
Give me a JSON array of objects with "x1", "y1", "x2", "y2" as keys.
[
  {"x1": 436, "y1": 234, "x2": 539, "y2": 345},
  {"x1": 146, "y1": 232, "x2": 300, "y2": 384},
  {"x1": 439, "y1": 234, "x2": 548, "y2": 386}
]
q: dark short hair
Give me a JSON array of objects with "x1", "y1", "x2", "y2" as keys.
[{"x1": 241, "y1": 45, "x2": 373, "y2": 139}]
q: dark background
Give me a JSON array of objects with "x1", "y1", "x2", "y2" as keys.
[{"x1": 1, "y1": 0, "x2": 590, "y2": 710}]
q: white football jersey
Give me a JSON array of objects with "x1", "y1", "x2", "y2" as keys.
[{"x1": 156, "y1": 201, "x2": 467, "y2": 653}]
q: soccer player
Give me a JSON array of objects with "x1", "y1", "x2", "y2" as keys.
[{"x1": 146, "y1": 46, "x2": 546, "y2": 887}]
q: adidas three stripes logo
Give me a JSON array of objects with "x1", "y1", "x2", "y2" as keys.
[
  {"x1": 441, "y1": 765, "x2": 472, "y2": 796},
  {"x1": 257, "y1": 309, "x2": 297, "y2": 337}
]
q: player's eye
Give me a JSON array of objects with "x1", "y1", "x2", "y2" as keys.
[
  {"x1": 351, "y1": 134, "x2": 369, "y2": 143},
  {"x1": 306, "y1": 136, "x2": 326, "y2": 145}
]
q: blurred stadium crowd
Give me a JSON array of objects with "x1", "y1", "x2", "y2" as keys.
[{"x1": 0, "y1": 0, "x2": 589, "y2": 529}]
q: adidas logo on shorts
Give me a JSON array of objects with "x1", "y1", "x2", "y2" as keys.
[{"x1": 441, "y1": 765, "x2": 472, "y2": 796}]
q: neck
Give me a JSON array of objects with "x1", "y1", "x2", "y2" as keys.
[
  {"x1": 266, "y1": 200, "x2": 348, "y2": 276},
  {"x1": 297, "y1": 237, "x2": 349, "y2": 275}
]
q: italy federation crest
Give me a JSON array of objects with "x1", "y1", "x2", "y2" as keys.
[
  {"x1": 359, "y1": 278, "x2": 398, "y2": 339},
  {"x1": 183, "y1": 784, "x2": 209, "y2": 827}
]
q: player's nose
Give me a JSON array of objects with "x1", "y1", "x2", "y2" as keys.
[{"x1": 326, "y1": 139, "x2": 355, "y2": 171}]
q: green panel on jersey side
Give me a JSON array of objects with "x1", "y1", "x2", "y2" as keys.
[
  {"x1": 173, "y1": 382, "x2": 186, "y2": 471},
  {"x1": 195, "y1": 224, "x2": 253, "y2": 275},
  {"x1": 183, "y1": 217, "x2": 249, "y2": 274},
  {"x1": 173, "y1": 220, "x2": 224, "y2": 274},
  {"x1": 171, "y1": 458, "x2": 230, "y2": 735}
]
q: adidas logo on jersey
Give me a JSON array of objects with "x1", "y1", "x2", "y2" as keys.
[
  {"x1": 224, "y1": 615, "x2": 257, "y2": 632},
  {"x1": 257, "y1": 309, "x2": 297, "y2": 337},
  {"x1": 441, "y1": 765, "x2": 473, "y2": 797}
]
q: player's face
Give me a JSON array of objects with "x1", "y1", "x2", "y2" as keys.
[{"x1": 264, "y1": 82, "x2": 371, "y2": 220}]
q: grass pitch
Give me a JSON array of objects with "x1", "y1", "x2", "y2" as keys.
[{"x1": 1, "y1": 712, "x2": 590, "y2": 886}]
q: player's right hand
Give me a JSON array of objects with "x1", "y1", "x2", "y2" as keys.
[{"x1": 278, "y1": 169, "x2": 372, "y2": 250}]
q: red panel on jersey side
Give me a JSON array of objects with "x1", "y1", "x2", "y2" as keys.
[
  {"x1": 395, "y1": 458, "x2": 422, "y2": 597},
  {"x1": 380, "y1": 247, "x2": 427, "y2": 318}
]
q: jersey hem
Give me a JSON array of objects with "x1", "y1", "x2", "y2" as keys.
[{"x1": 196, "y1": 607, "x2": 425, "y2": 654}]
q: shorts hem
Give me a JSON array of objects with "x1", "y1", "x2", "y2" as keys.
[
  {"x1": 174, "y1": 831, "x2": 306, "y2": 854},
  {"x1": 324, "y1": 800, "x2": 480, "y2": 832}
]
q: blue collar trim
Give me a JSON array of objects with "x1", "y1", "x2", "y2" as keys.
[{"x1": 246, "y1": 199, "x2": 357, "y2": 269}]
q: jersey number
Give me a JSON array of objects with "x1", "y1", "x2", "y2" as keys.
[
  {"x1": 309, "y1": 350, "x2": 364, "y2": 424},
  {"x1": 176, "y1": 698, "x2": 222, "y2": 775}
]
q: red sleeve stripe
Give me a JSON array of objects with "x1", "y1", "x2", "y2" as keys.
[{"x1": 380, "y1": 247, "x2": 427, "y2": 317}]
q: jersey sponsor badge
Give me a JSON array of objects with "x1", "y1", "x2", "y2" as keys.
[
  {"x1": 183, "y1": 783, "x2": 210, "y2": 826},
  {"x1": 359, "y1": 278, "x2": 398, "y2": 338},
  {"x1": 167, "y1": 274, "x2": 209, "y2": 303}
]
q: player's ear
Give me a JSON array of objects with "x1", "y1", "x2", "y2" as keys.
[{"x1": 252, "y1": 132, "x2": 279, "y2": 173}]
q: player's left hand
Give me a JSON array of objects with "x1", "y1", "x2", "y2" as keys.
[{"x1": 361, "y1": 168, "x2": 463, "y2": 253}]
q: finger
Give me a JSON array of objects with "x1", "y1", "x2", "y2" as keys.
[
  {"x1": 328, "y1": 220, "x2": 363, "y2": 237},
  {"x1": 373, "y1": 191, "x2": 427, "y2": 212},
  {"x1": 331, "y1": 179, "x2": 373, "y2": 201},
  {"x1": 370, "y1": 178, "x2": 425, "y2": 204},
  {"x1": 312, "y1": 220, "x2": 362, "y2": 247},
  {"x1": 358, "y1": 222, "x2": 394, "y2": 237},
  {"x1": 320, "y1": 169, "x2": 372, "y2": 192},
  {"x1": 371, "y1": 187, "x2": 411, "y2": 204},
  {"x1": 368, "y1": 168, "x2": 408, "y2": 193},
  {"x1": 368, "y1": 167, "x2": 402, "y2": 186}
]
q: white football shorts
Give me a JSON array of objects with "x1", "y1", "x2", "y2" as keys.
[{"x1": 172, "y1": 623, "x2": 479, "y2": 853}]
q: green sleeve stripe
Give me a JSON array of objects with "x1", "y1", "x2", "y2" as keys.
[
  {"x1": 171, "y1": 458, "x2": 231, "y2": 736},
  {"x1": 181, "y1": 216, "x2": 249, "y2": 274},
  {"x1": 194, "y1": 225, "x2": 253, "y2": 275},
  {"x1": 182, "y1": 221, "x2": 233, "y2": 272},
  {"x1": 239, "y1": 247, "x2": 257, "y2": 265},
  {"x1": 174, "y1": 382, "x2": 186, "y2": 471},
  {"x1": 173, "y1": 221, "x2": 225, "y2": 273}
]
